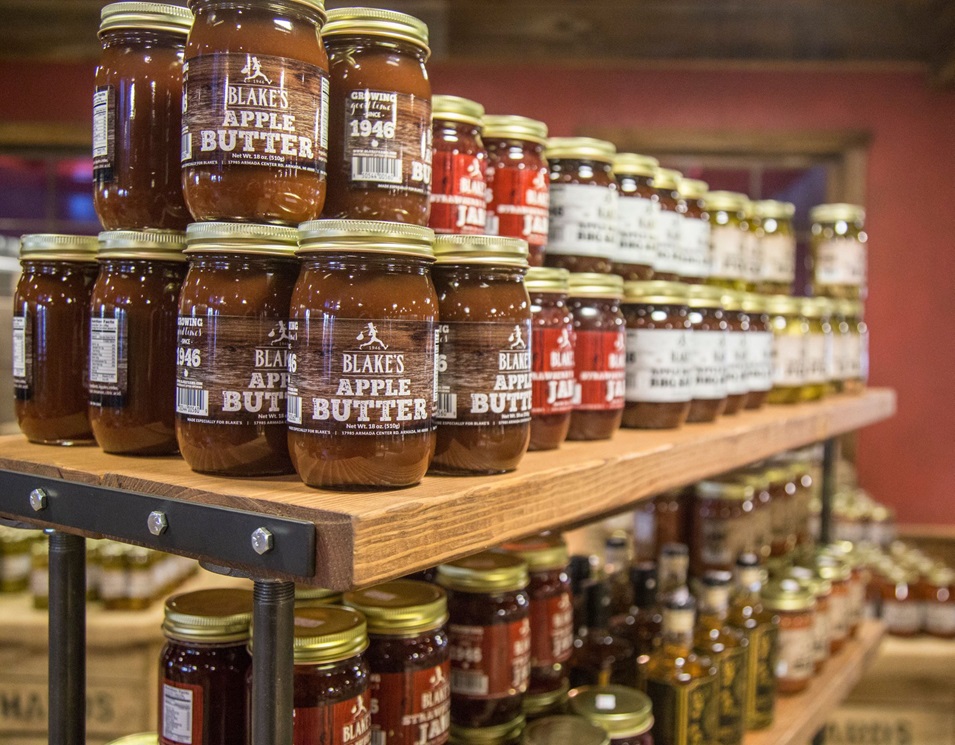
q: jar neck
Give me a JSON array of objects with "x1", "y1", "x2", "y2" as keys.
[
  {"x1": 99, "y1": 257, "x2": 185, "y2": 272},
  {"x1": 551, "y1": 157, "x2": 614, "y2": 179},
  {"x1": 485, "y1": 137, "x2": 545, "y2": 154},
  {"x1": 187, "y1": 252, "x2": 297, "y2": 270},
  {"x1": 193, "y1": 1, "x2": 325, "y2": 27},
  {"x1": 530, "y1": 290, "x2": 567, "y2": 306},
  {"x1": 434, "y1": 264, "x2": 525, "y2": 283},
  {"x1": 165, "y1": 636, "x2": 249, "y2": 648},
  {"x1": 100, "y1": 28, "x2": 187, "y2": 49},
  {"x1": 325, "y1": 35, "x2": 428, "y2": 62},
  {"x1": 302, "y1": 253, "x2": 432, "y2": 275},
  {"x1": 569, "y1": 297, "x2": 619, "y2": 312},
  {"x1": 433, "y1": 119, "x2": 483, "y2": 141},
  {"x1": 22, "y1": 259, "x2": 97, "y2": 274}
]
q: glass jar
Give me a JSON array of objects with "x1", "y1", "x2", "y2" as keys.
[
  {"x1": 288, "y1": 221, "x2": 438, "y2": 488},
  {"x1": 740, "y1": 199, "x2": 761, "y2": 292},
  {"x1": 691, "y1": 480, "x2": 758, "y2": 575},
  {"x1": 788, "y1": 567, "x2": 831, "y2": 672},
  {"x1": 754, "y1": 201, "x2": 796, "y2": 295},
  {"x1": 678, "y1": 177, "x2": 711, "y2": 284},
  {"x1": 567, "y1": 685, "x2": 654, "y2": 745},
  {"x1": 923, "y1": 567, "x2": 955, "y2": 639},
  {"x1": 89, "y1": 230, "x2": 187, "y2": 455},
  {"x1": 650, "y1": 168, "x2": 684, "y2": 282},
  {"x1": 449, "y1": 717, "x2": 525, "y2": 745},
  {"x1": 719, "y1": 291, "x2": 750, "y2": 415},
  {"x1": 685, "y1": 284, "x2": 727, "y2": 423},
  {"x1": 181, "y1": 0, "x2": 329, "y2": 224},
  {"x1": 880, "y1": 567, "x2": 922, "y2": 637},
  {"x1": 765, "y1": 464, "x2": 798, "y2": 557},
  {"x1": 437, "y1": 552, "x2": 531, "y2": 728},
  {"x1": 810, "y1": 203, "x2": 867, "y2": 300},
  {"x1": 620, "y1": 281, "x2": 692, "y2": 430},
  {"x1": 544, "y1": 138, "x2": 618, "y2": 274},
  {"x1": 632, "y1": 491, "x2": 688, "y2": 559},
  {"x1": 14, "y1": 234, "x2": 99, "y2": 445},
  {"x1": 523, "y1": 681, "x2": 569, "y2": 721},
  {"x1": 526, "y1": 268, "x2": 575, "y2": 451},
  {"x1": 761, "y1": 579, "x2": 816, "y2": 694},
  {"x1": 704, "y1": 191, "x2": 747, "y2": 291},
  {"x1": 811, "y1": 554, "x2": 852, "y2": 653},
  {"x1": 344, "y1": 580, "x2": 451, "y2": 745},
  {"x1": 430, "y1": 95, "x2": 487, "y2": 235},
  {"x1": 483, "y1": 116, "x2": 550, "y2": 267},
  {"x1": 731, "y1": 471, "x2": 773, "y2": 561},
  {"x1": 525, "y1": 716, "x2": 611, "y2": 745},
  {"x1": 788, "y1": 461, "x2": 815, "y2": 548},
  {"x1": 431, "y1": 235, "x2": 531, "y2": 474},
  {"x1": 611, "y1": 153, "x2": 659, "y2": 280},
  {"x1": 800, "y1": 297, "x2": 830, "y2": 402},
  {"x1": 175, "y1": 222, "x2": 299, "y2": 476},
  {"x1": 839, "y1": 300, "x2": 868, "y2": 394},
  {"x1": 159, "y1": 588, "x2": 253, "y2": 745},
  {"x1": 765, "y1": 295, "x2": 806, "y2": 405},
  {"x1": 566, "y1": 273, "x2": 626, "y2": 441},
  {"x1": 94, "y1": 3, "x2": 192, "y2": 231},
  {"x1": 740, "y1": 293, "x2": 773, "y2": 410}
]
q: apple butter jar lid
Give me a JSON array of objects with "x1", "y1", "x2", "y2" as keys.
[
  {"x1": 162, "y1": 588, "x2": 253, "y2": 643},
  {"x1": 343, "y1": 580, "x2": 448, "y2": 634},
  {"x1": 437, "y1": 551, "x2": 529, "y2": 593},
  {"x1": 323, "y1": 7, "x2": 430, "y2": 52},
  {"x1": 185, "y1": 222, "x2": 298, "y2": 257},
  {"x1": 98, "y1": 230, "x2": 187, "y2": 261},
  {"x1": 20, "y1": 233, "x2": 99, "y2": 262},
  {"x1": 679, "y1": 177, "x2": 709, "y2": 200},
  {"x1": 705, "y1": 190, "x2": 748, "y2": 213},
  {"x1": 524, "y1": 267, "x2": 570, "y2": 294},
  {"x1": 99, "y1": 2, "x2": 193, "y2": 35},
  {"x1": 433, "y1": 234, "x2": 528, "y2": 267},
  {"x1": 283, "y1": 606, "x2": 369, "y2": 664},
  {"x1": 433, "y1": 94, "x2": 485, "y2": 126},
  {"x1": 545, "y1": 137, "x2": 616, "y2": 164},
  {"x1": 809, "y1": 202, "x2": 865, "y2": 224},
  {"x1": 612, "y1": 152, "x2": 658, "y2": 178},
  {"x1": 623, "y1": 280, "x2": 688, "y2": 305},
  {"x1": 653, "y1": 167, "x2": 682, "y2": 191},
  {"x1": 567, "y1": 684, "x2": 654, "y2": 738},
  {"x1": 500, "y1": 533, "x2": 569, "y2": 572},
  {"x1": 567, "y1": 272, "x2": 624, "y2": 299},
  {"x1": 686, "y1": 283, "x2": 724, "y2": 309},
  {"x1": 298, "y1": 219, "x2": 435, "y2": 259},
  {"x1": 481, "y1": 115, "x2": 548, "y2": 145}
]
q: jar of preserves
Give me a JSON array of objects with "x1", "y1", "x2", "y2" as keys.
[
  {"x1": 159, "y1": 588, "x2": 253, "y2": 745},
  {"x1": 800, "y1": 297, "x2": 830, "y2": 402},
  {"x1": 449, "y1": 717, "x2": 524, "y2": 745},
  {"x1": 839, "y1": 300, "x2": 868, "y2": 394},
  {"x1": 567, "y1": 685, "x2": 654, "y2": 745},
  {"x1": 94, "y1": 2, "x2": 192, "y2": 231},
  {"x1": 760, "y1": 578, "x2": 815, "y2": 694},
  {"x1": 765, "y1": 295, "x2": 806, "y2": 405},
  {"x1": 430, "y1": 95, "x2": 487, "y2": 235},
  {"x1": 881, "y1": 567, "x2": 922, "y2": 637},
  {"x1": 754, "y1": 201, "x2": 796, "y2": 295},
  {"x1": 483, "y1": 115, "x2": 550, "y2": 267},
  {"x1": 620, "y1": 281, "x2": 692, "y2": 430},
  {"x1": 788, "y1": 566, "x2": 831, "y2": 672},
  {"x1": 923, "y1": 567, "x2": 955, "y2": 639},
  {"x1": 288, "y1": 221, "x2": 438, "y2": 488},
  {"x1": 788, "y1": 461, "x2": 815, "y2": 548},
  {"x1": 611, "y1": 153, "x2": 659, "y2": 280},
  {"x1": 525, "y1": 716, "x2": 611, "y2": 745},
  {"x1": 719, "y1": 291, "x2": 750, "y2": 415},
  {"x1": 690, "y1": 480, "x2": 758, "y2": 575},
  {"x1": 685, "y1": 284, "x2": 727, "y2": 423},
  {"x1": 344, "y1": 580, "x2": 451, "y2": 745},
  {"x1": 431, "y1": 235, "x2": 531, "y2": 474},
  {"x1": 650, "y1": 168, "x2": 684, "y2": 281},
  {"x1": 523, "y1": 681, "x2": 569, "y2": 721},
  {"x1": 544, "y1": 138, "x2": 618, "y2": 274},
  {"x1": 181, "y1": 0, "x2": 330, "y2": 224},
  {"x1": 704, "y1": 191, "x2": 747, "y2": 291},
  {"x1": 14, "y1": 234, "x2": 99, "y2": 445},
  {"x1": 810, "y1": 203, "x2": 867, "y2": 300},
  {"x1": 678, "y1": 177, "x2": 711, "y2": 284},
  {"x1": 740, "y1": 199, "x2": 761, "y2": 292},
  {"x1": 811, "y1": 554, "x2": 852, "y2": 653},
  {"x1": 566, "y1": 273, "x2": 626, "y2": 441},
  {"x1": 175, "y1": 222, "x2": 299, "y2": 476},
  {"x1": 740, "y1": 293, "x2": 773, "y2": 410},
  {"x1": 90, "y1": 230, "x2": 187, "y2": 455},
  {"x1": 436, "y1": 552, "x2": 531, "y2": 728}
]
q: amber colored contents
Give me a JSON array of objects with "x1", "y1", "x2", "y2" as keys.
[
  {"x1": 689, "y1": 482, "x2": 757, "y2": 575},
  {"x1": 609, "y1": 562, "x2": 662, "y2": 658},
  {"x1": 761, "y1": 579, "x2": 815, "y2": 695},
  {"x1": 569, "y1": 581, "x2": 636, "y2": 688},
  {"x1": 528, "y1": 287, "x2": 574, "y2": 451}
]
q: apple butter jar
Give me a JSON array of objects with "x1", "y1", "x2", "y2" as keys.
[
  {"x1": 544, "y1": 137, "x2": 618, "y2": 274},
  {"x1": 650, "y1": 167, "x2": 684, "y2": 282},
  {"x1": 721, "y1": 291, "x2": 751, "y2": 415},
  {"x1": 611, "y1": 153, "x2": 659, "y2": 281},
  {"x1": 90, "y1": 230, "x2": 187, "y2": 455},
  {"x1": 94, "y1": 2, "x2": 192, "y2": 231},
  {"x1": 430, "y1": 95, "x2": 487, "y2": 235},
  {"x1": 741, "y1": 293, "x2": 773, "y2": 410},
  {"x1": 754, "y1": 200, "x2": 796, "y2": 295},
  {"x1": 566, "y1": 273, "x2": 626, "y2": 441},
  {"x1": 289, "y1": 220, "x2": 438, "y2": 489},
  {"x1": 810, "y1": 203, "x2": 867, "y2": 300},
  {"x1": 705, "y1": 191, "x2": 748, "y2": 291},
  {"x1": 323, "y1": 8, "x2": 432, "y2": 224},
  {"x1": 14, "y1": 234, "x2": 99, "y2": 445},
  {"x1": 431, "y1": 235, "x2": 531, "y2": 475},
  {"x1": 437, "y1": 552, "x2": 531, "y2": 729},
  {"x1": 181, "y1": 0, "x2": 330, "y2": 224},
  {"x1": 175, "y1": 222, "x2": 299, "y2": 476},
  {"x1": 685, "y1": 284, "x2": 727, "y2": 424}
]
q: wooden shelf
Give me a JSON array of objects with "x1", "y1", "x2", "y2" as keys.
[{"x1": 0, "y1": 389, "x2": 895, "y2": 589}]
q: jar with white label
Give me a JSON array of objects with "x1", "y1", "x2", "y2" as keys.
[
  {"x1": 754, "y1": 201, "x2": 796, "y2": 295},
  {"x1": 611, "y1": 153, "x2": 658, "y2": 280},
  {"x1": 923, "y1": 567, "x2": 955, "y2": 639},
  {"x1": 544, "y1": 138, "x2": 618, "y2": 274},
  {"x1": 740, "y1": 200, "x2": 761, "y2": 292},
  {"x1": 741, "y1": 293, "x2": 773, "y2": 410},
  {"x1": 430, "y1": 95, "x2": 487, "y2": 235},
  {"x1": 880, "y1": 567, "x2": 922, "y2": 637},
  {"x1": 678, "y1": 178, "x2": 711, "y2": 283},
  {"x1": 651, "y1": 168, "x2": 685, "y2": 281},
  {"x1": 685, "y1": 285, "x2": 727, "y2": 423},
  {"x1": 720, "y1": 291, "x2": 751, "y2": 415},
  {"x1": 691, "y1": 480, "x2": 757, "y2": 574},
  {"x1": 810, "y1": 554, "x2": 852, "y2": 653},
  {"x1": 761, "y1": 579, "x2": 815, "y2": 694},
  {"x1": 799, "y1": 297, "x2": 830, "y2": 402},
  {"x1": 788, "y1": 567, "x2": 831, "y2": 673},
  {"x1": 704, "y1": 191, "x2": 747, "y2": 291},
  {"x1": 620, "y1": 281, "x2": 692, "y2": 430},
  {"x1": 765, "y1": 296, "x2": 806, "y2": 405},
  {"x1": 837, "y1": 300, "x2": 868, "y2": 394},
  {"x1": 810, "y1": 203, "x2": 867, "y2": 300}
]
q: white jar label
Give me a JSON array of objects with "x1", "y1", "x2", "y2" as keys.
[
  {"x1": 772, "y1": 335, "x2": 805, "y2": 387},
  {"x1": 829, "y1": 589, "x2": 849, "y2": 640},
  {"x1": 12, "y1": 316, "x2": 27, "y2": 381},
  {"x1": 690, "y1": 330, "x2": 726, "y2": 400},
  {"x1": 925, "y1": 603, "x2": 955, "y2": 636},
  {"x1": 623, "y1": 328, "x2": 692, "y2": 403},
  {"x1": 776, "y1": 624, "x2": 815, "y2": 681},
  {"x1": 547, "y1": 183, "x2": 618, "y2": 258},
  {"x1": 741, "y1": 230, "x2": 761, "y2": 283},
  {"x1": 815, "y1": 237, "x2": 866, "y2": 287},
  {"x1": 680, "y1": 217, "x2": 711, "y2": 279},
  {"x1": 760, "y1": 233, "x2": 796, "y2": 285},
  {"x1": 653, "y1": 208, "x2": 683, "y2": 274},
  {"x1": 710, "y1": 225, "x2": 744, "y2": 280},
  {"x1": 844, "y1": 332, "x2": 863, "y2": 380},
  {"x1": 616, "y1": 195, "x2": 656, "y2": 267},
  {"x1": 745, "y1": 331, "x2": 774, "y2": 393},
  {"x1": 162, "y1": 682, "x2": 199, "y2": 745},
  {"x1": 882, "y1": 600, "x2": 922, "y2": 635},
  {"x1": 824, "y1": 327, "x2": 837, "y2": 381},
  {"x1": 724, "y1": 331, "x2": 749, "y2": 395},
  {"x1": 804, "y1": 332, "x2": 828, "y2": 384}
]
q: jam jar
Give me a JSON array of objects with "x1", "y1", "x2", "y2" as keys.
[
  {"x1": 344, "y1": 581, "x2": 451, "y2": 745},
  {"x1": 754, "y1": 201, "x2": 796, "y2": 295},
  {"x1": 289, "y1": 221, "x2": 438, "y2": 489},
  {"x1": 611, "y1": 153, "x2": 659, "y2": 280},
  {"x1": 526, "y1": 268, "x2": 575, "y2": 451},
  {"x1": 880, "y1": 567, "x2": 922, "y2": 637},
  {"x1": 800, "y1": 297, "x2": 829, "y2": 402},
  {"x1": 14, "y1": 234, "x2": 99, "y2": 445},
  {"x1": 94, "y1": 3, "x2": 192, "y2": 231},
  {"x1": 740, "y1": 199, "x2": 761, "y2": 292},
  {"x1": 765, "y1": 295, "x2": 805, "y2": 405},
  {"x1": 175, "y1": 222, "x2": 299, "y2": 476},
  {"x1": 789, "y1": 567, "x2": 832, "y2": 672},
  {"x1": 89, "y1": 230, "x2": 187, "y2": 455},
  {"x1": 685, "y1": 284, "x2": 727, "y2": 423},
  {"x1": 449, "y1": 717, "x2": 525, "y2": 745},
  {"x1": 923, "y1": 567, "x2": 955, "y2": 639},
  {"x1": 690, "y1": 480, "x2": 757, "y2": 575},
  {"x1": 809, "y1": 553, "x2": 852, "y2": 653},
  {"x1": 567, "y1": 685, "x2": 654, "y2": 745},
  {"x1": 544, "y1": 138, "x2": 618, "y2": 274},
  {"x1": 159, "y1": 588, "x2": 253, "y2": 745},
  {"x1": 431, "y1": 235, "x2": 530, "y2": 474},
  {"x1": 678, "y1": 177, "x2": 711, "y2": 284},
  {"x1": 650, "y1": 167, "x2": 684, "y2": 282},
  {"x1": 181, "y1": 0, "x2": 330, "y2": 224},
  {"x1": 760, "y1": 579, "x2": 815, "y2": 694},
  {"x1": 741, "y1": 293, "x2": 772, "y2": 410},
  {"x1": 566, "y1": 273, "x2": 626, "y2": 441},
  {"x1": 430, "y1": 95, "x2": 487, "y2": 235},
  {"x1": 810, "y1": 203, "x2": 867, "y2": 300},
  {"x1": 437, "y1": 552, "x2": 531, "y2": 729},
  {"x1": 620, "y1": 281, "x2": 692, "y2": 430},
  {"x1": 720, "y1": 291, "x2": 751, "y2": 415},
  {"x1": 483, "y1": 115, "x2": 550, "y2": 267},
  {"x1": 704, "y1": 191, "x2": 747, "y2": 291},
  {"x1": 296, "y1": 585, "x2": 343, "y2": 607},
  {"x1": 524, "y1": 716, "x2": 610, "y2": 745},
  {"x1": 323, "y1": 8, "x2": 432, "y2": 224}
]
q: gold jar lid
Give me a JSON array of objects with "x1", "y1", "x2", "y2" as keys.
[
  {"x1": 100, "y1": 2, "x2": 193, "y2": 35},
  {"x1": 294, "y1": 585, "x2": 343, "y2": 605},
  {"x1": 162, "y1": 589, "x2": 253, "y2": 644},
  {"x1": 686, "y1": 284, "x2": 724, "y2": 309},
  {"x1": 653, "y1": 167, "x2": 682, "y2": 191},
  {"x1": 187, "y1": 0, "x2": 326, "y2": 21},
  {"x1": 450, "y1": 716, "x2": 525, "y2": 745},
  {"x1": 695, "y1": 480, "x2": 756, "y2": 501},
  {"x1": 524, "y1": 716, "x2": 610, "y2": 745},
  {"x1": 433, "y1": 95, "x2": 485, "y2": 126},
  {"x1": 500, "y1": 533, "x2": 569, "y2": 572},
  {"x1": 323, "y1": 7, "x2": 430, "y2": 54},
  {"x1": 286, "y1": 606, "x2": 368, "y2": 664},
  {"x1": 704, "y1": 191, "x2": 748, "y2": 213},
  {"x1": 800, "y1": 296, "x2": 833, "y2": 319},
  {"x1": 545, "y1": 137, "x2": 616, "y2": 164},
  {"x1": 720, "y1": 290, "x2": 747, "y2": 312},
  {"x1": 20, "y1": 233, "x2": 99, "y2": 262},
  {"x1": 525, "y1": 267, "x2": 569, "y2": 294},
  {"x1": 344, "y1": 580, "x2": 447, "y2": 635},
  {"x1": 761, "y1": 577, "x2": 815, "y2": 612},
  {"x1": 612, "y1": 152, "x2": 658, "y2": 178},
  {"x1": 104, "y1": 734, "x2": 159, "y2": 745},
  {"x1": 678, "y1": 178, "x2": 709, "y2": 200},
  {"x1": 810, "y1": 555, "x2": 852, "y2": 583},
  {"x1": 433, "y1": 235, "x2": 528, "y2": 267},
  {"x1": 567, "y1": 685, "x2": 654, "y2": 738},
  {"x1": 741, "y1": 293, "x2": 768, "y2": 314},
  {"x1": 567, "y1": 272, "x2": 624, "y2": 299},
  {"x1": 298, "y1": 219, "x2": 434, "y2": 259},
  {"x1": 98, "y1": 230, "x2": 187, "y2": 261},
  {"x1": 764, "y1": 294, "x2": 801, "y2": 316},
  {"x1": 810, "y1": 203, "x2": 865, "y2": 224},
  {"x1": 523, "y1": 680, "x2": 570, "y2": 717},
  {"x1": 623, "y1": 280, "x2": 688, "y2": 305},
  {"x1": 481, "y1": 115, "x2": 548, "y2": 145},
  {"x1": 185, "y1": 222, "x2": 298, "y2": 258},
  {"x1": 788, "y1": 566, "x2": 832, "y2": 597},
  {"x1": 755, "y1": 200, "x2": 795, "y2": 220},
  {"x1": 437, "y1": 551, "x2": 529, "y2": 593}
]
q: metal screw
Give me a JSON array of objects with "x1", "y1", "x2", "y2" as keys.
[
  {"x1": 147, "y1": 511, "x2": 168, "y2": 536},
  {"x1": 251, "y1": 527, "x2": 274, "y2": 555},
  {"x1": 29, "y1": 488, "x2": 47, "y2": 512}
]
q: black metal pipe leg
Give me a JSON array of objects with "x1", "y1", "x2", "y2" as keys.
[
  {"x1": 48, "y1": 531, "x2": 86, "y2": 745},
  {"x1": 252, "y1": 579, "x2": 296, "y2": 745},
  {"x1": 820, "y1": 437, "x2": 840, "y2": 544}
]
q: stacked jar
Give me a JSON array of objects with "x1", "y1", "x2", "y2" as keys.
[{"x1": 611, "y1": 153, "x2": 659, "y2": 281}]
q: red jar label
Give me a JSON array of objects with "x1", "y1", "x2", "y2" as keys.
[
  {"x1": 294, "y1": 692, "x2": 372, "y2": 745},
  {"x1": 160, "y1": 680, "x2": 203, "y2": 745},
  {"x1": 181, "y1": 53, "x2": 329, "y2": 175},
  {"x1": 531, "y1": 326, "x2": 576, "y2": 416},
  {"x1": 12, "y1": 314, "x2": 32, "y2": 397},
  {"x1": 448, "y1": 619, "x2": 531, "y2": 698},
  {"x1": 371, "y1": 662, "x2": 451, "y2": 745},
  {"x1": 485, "y1": 166, "x2": 549, "y2": 249},
  {"x1": 529, "y1": 591, "x2": 574, "y2": 667},
  {"x1": 429, "y1": 153, "x2": 486, "y2": 234},
  {"x1": 89, "y1": 313, "x2": 129, "y2": 407},
  {"x1": 572, "y1": 329, "x2": 626, "y2": 411}
]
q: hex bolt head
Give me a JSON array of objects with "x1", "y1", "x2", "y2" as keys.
[
  {"x1": 29, "y1": 488, "x2": 48, "y2": 512},
  {"x1": 147, "y1": 511, "x2": 168, "y2": 536},
  {"x1": 251, "y1": 527, "x2": 274, "y2": 555}
]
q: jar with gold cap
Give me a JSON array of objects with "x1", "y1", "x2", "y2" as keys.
[
  {"x1": 159, "y1": 588, "x2": 253, "y2": 745},
  {"x1": 14, "y1": 234, "x2": 99, "y2": 445},
  {"x1": 344, "y1": 580, "x2": 451, "y2": 745},
  {"x1": 483, "y1": 115, "x2": 550, "y2": 267},
  {"x1": 449, "y1": 716, "x2": 525, "y2": 745},
  {"x1": 754, "y1": 201, "x2": 796, "y2": 295},
  {"x1": 288, "y1": 220, "x2": 438, "y2": 488},
  {"x1": 788, "y1": 566, "x2": 831, "y2": 673},
  {"x1": 720, "y1": 291, "x2": 751, "y2": 415},
  {"x1": 880, "y1": 566, "x2": 922, "y2": 637},
  {"x1": 704, "y1": 191, "x2": 747, "y2": 290},
  {"x1": 650, "y1": 167, "x2": 684, "y2": 281},
  {"x1": 678, "y1": 177, "x2": 711, "y2": 283},
  {"x1": 544, "y1": 138, "x2": 618, "y2": 274},
  {"x1": 296, "y1": 585, "x2": 344, "y2": 607},
  {"x1": 690, "y1": 480, "x2": 758, "y2": 575},
  {"x1": 431, "y1": 235, "x2": 531, "y2": 474},
  {"x1": 800, "y1": 297, "x2": 830, "y2": 401},
  {"x1": 430, "y1": 95, "x2": 487, "y2": 235},
  {"x1": 567, "y1": 685, "x2": 654, "y2": 745},
  {"x1": 810, "y1": 203, "x2": 867, "y2": 300},
  {"x1": 741, "y1": 293, "x2": 773, "y2": 410},
  {"x1": 525, "y1": 715, "x2": 611, "y2": 745},
  {"x1": 523, "y1": 680, "x2": 569, "y2": 721},
  {"x1": 808, "y1": 553, "x2": 852, "y2": 653},
  {"x1": 838, "y1": 299, "x2": 868, "y2": 394},
  {"x1": 765, "y1": 295, "x2": 806, "y2": 404},
  {"x1": 437, "y1": 552, "x2": 531, "y2": 728},
  {"x1": 611, "y1": 153, "x2": 658, "y2": 280},
  {"x1": 765, "y1": 463, "x2": 798, "y2": 557},
  {"x1": 740, "y1": 199, "x2": 762, "y2": 292},
  {"x1": 685, "y1": 284, "x2": 727, "y2": 423},
  {"x1": 760, "y1": 578, "x2": 815, "y2": 694}
]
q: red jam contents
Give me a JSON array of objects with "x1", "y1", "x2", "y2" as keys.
[
  {"x1": 650, "y1": 168, "x2": 685, "y2": 282},
  {"x1": 430, "y1": 95, "x2": 487, "y2": 235},
  {"x1": 567, "y1": 685, "x2": 655, "y2": 745},
  {"x1": 611, "y1": 153, "x2": 658, "y2": 281},
  {"x1": 685, "y1": 284, "x2": 727, "y2": 424}
]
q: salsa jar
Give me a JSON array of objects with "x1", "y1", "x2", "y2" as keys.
[
  {"x1": 159, "y1": 588, "x2": 252, "y2": 745},
  {"x1": 704, "y1": 191, "x2": 747, "y2": 291},
  {"x1": 544, "y1": 138, "x2": 618, "y2": 274},
  {"x1": 344, "y1": 581, "x2": 451, "y2": 745},
  {"x1": 621, "y1": 281, "x2": 692, "y2": 430},
  {"x1": 678, "y1": 177, "x2": 711, "y2": 284},
  {"x1": 650, "y1": 167, "x2": 684, "y2": 282},
  {"x1": 14, "y1": 234, "x2": 99, "y2": 445},
  {"x1": 566, "y1": 273, "x2": 626, "y2": 441},
  {"x1": 720, "y1": 291, "x2": 750, "y2": 415},
  {"x1": 567, "y1": 685, "x2": 654, "y2": 745},
  {"x1": 754, "y1": 201, "x2": 796, "y2": 295},
  {"x1": 741, "y1": 293, "x2": 773, "y2": 410},
  {"x1": 691, "y1": 480, "x2": 758, "y2": 575},
  {"x1": 761, "y1": 579, "x2": 815, "y2": 695},
  {"x1": 289, "y1": 221, "x2": 438, "y2": 488},
  {"x1": 810, "y1": 203, "x2": 867, "y2": 300},
  {"x1": 430, "y1": 95, "x2": 487, "y2": 235},
  {"x1": 94, "y1": 2, "x2": 192, "y2": 231},
  {"x1": 685, "y1": 284, "x2": 727, "y2": 423},
  {"x1": 175, "y1": 222, "x2": 299, "y2": 476},
  {"x1": 90, "y1": 230, "x2": 187, "y2": 455},
  {"x1": 765, "y1": 295, "x2": 806, "y2": 405},
  {"x1": 524, "y1": 716, "x2": 610, "y2": 745},
  {"x1": 483, "y1": 115, "x2": 550, "y2": 267},
  {"x1": 611, "y1": 153, "x2": 659, "y2": 281},
  {"x1": 181, "y1": 0, "x2": 330, "y2": 224},
  {"x1": 436, "y1": 552, "x2": 531, "y2": 729},
  {"x1": 526, "y1": 267, "x2": 575, "y2": 451}
]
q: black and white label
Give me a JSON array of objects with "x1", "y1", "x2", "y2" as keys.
[
  {"x1": 760, "y1": 233, "x2": 796, "y2": 284},
  {"x1": 653, "y1": 208, "x2": 683, "y2": 275},
  {"x1": 710, "y1": 224, "x2": 744, "y2": 280},
  {"x1": 815, "y1": 238, "x2": 866, "y2": 287},
  {"x1": 92, "y1": 85, "x2": 115, "y2": 172},
  {"x1": 89, "y1": 315, "x2": 128, "y2": 404},
  {"x1": 804, "y1": 333, "x2": 828, "y2": 384},
  {"x1": 741, "y1": 230, "x2": 761, "y2": 284},
  {"x1": 624, "y1": 328, "x2": 692, "y2": 403},
  {"x1": 745, "y1": 331, "x2": 774, "y2": 393},
  {"x1": 724, "y1": 330, "x2": 749, "y2": 395},
  {"x1": 547, "y1": 183, "x2": 618, "y2": 258},
  {"x1": 681, "y1": 217, "x2": 711, "y2": 278},
  {"x1": 12, "y1": 315, "x2": 28, "y2": 389},
  {"x1": 162, "y1": 683, "x2": 198, "y2": 745},
  {"x1": 616, "y1": 195, "x2": 656, "y2": 267},
  {"x1": 690, "y1": 329, "x2": 727, "y2": 400}
]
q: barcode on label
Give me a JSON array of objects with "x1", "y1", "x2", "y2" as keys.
[
  {"x1": 434, "y1": 391, "x2": 457, "y2": 419},
  {"x1": 176, "y1": 387, "x2": 208, "y2": 416},
  {"x1": 451, "y1": 669, "x2": 489, "y2": 696},
  {"x1": 371, "y1": 730, "x2": 386, "y2": 745},
  {"x1": 351, "y1": 155, "x2": 402, "y2": 184},
  {"x1": 287, "y1": 393, "x2": 302, "y2": 424}
]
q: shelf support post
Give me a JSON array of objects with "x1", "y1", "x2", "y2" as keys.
[
  {"x1": 48, "y1": 531, "x2": 86, "y2": 745},
  {"x1": 252, "y1": 579, "x2": 296, "y2": 745},
  {"x1": 820, "y1": 437, "x2": 840, "y2": 544}
]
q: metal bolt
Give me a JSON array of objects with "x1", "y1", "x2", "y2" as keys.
[
  {"x1": 29, "y1": 488, "x2": 47, "y2": 512},
  {"x1": 251, "y1": 527, "x2": 274, "y2": 555},
  {"x1": 147, "y1": 511, "x2": 168, "y2": 536}
]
